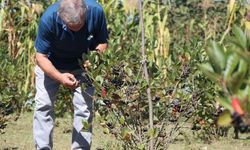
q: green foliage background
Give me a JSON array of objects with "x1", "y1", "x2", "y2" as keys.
[{"x1": 1, "y1": 0, "x2": 250, "y2": 148}]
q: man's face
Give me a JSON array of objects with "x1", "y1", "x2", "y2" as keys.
[
  {"x1": 66, "y1": 13, "x2": 85, "y2": 32},
  {"x1": 67, "y1": 22, "x2": 84, "y2": 32}
]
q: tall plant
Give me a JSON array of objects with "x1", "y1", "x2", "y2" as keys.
[
  {"x1": 0, "y1": 0, "x2": 49, "y2": 94},
  {"x1": 82, "y1": 0, "x2": 211, "y2": 149},
  {"x1": 199, "y1": 25, "x2": 250, "y2": 133}
]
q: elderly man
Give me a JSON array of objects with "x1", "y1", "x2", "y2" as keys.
[{"x1": 33, "y1": 0, "x2": 108, "y2": 149}]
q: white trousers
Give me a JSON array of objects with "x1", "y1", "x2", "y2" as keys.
[{"x1": 33, "y1": 66, "x2": 94, "y2": 150}]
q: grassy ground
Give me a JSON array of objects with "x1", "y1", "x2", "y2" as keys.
[
  {"x1": 0, "y1": 112, "x2": 120, "y2": 150},
  {"x1": 1, "y1": 112, "x2": 250, "y2": 150}
]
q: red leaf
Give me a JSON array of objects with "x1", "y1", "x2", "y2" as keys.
[
  {"x1": 101, "y1": 87, "x2": 107, "y2": 97},
  {"x1": 231, "y1": 97, "x2": 244, "y2": 115}
]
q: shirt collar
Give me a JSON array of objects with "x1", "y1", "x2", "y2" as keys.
[{"x1": 55, "y1": 12, "x2": 68, "y2": 31}]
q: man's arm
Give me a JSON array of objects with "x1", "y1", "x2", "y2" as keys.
[
  {"x1": 36, "y1": 52, "x2": 79, "y2": 89},
  {"x1": 92, "y1": 5, "x2": 108, "y2": 53},
  {"x1": 95, "y1": 43, "x2": 108, "y2": 53}
]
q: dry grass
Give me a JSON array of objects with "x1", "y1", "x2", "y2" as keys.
[
  {"x1": 1, "y1": 112, "x2": 250, "y2": 150},
  {"x1": 0, "y1": 112, "x2": 119, "y2": 150}
]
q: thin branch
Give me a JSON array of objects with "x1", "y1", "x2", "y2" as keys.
[
  {"x1": 219, "y1": 0, "x2": 236, "y2": 44},
  {"x1": 138, "y1": 0, "x2": 154, "y2": 149}
]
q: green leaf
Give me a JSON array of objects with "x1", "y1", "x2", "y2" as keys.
[
  {"x1": 81, "y1": 120, "x2": 91, "y2": 132},
  {"x1": 217, "y1": 110, "x2": 232, "y2": 127},
  {"x1": 95, "y1": 75, "x2": 104, "y2": 85},
  {"x1": 138, "y1": 143, "x2": 145, "y2": 150},
  {"x1": 237, "y1": 59, "x2": 248, "y2": 73},
  {"x1": 226, "y1": 60, "x2": 247, "y2": 94},
  {"x1": 119, "y1": 116, "x2": 125, "y2": 125},
  {"x1": 224, "y1": 53, "x2": 239, "y2": 80},
  {"x1": 147, "y1": 128, "x2": 154, "y2": 138},
  {"x1": 125, "y1": 67, "x2": 133, "y2": 76},
  {"x1": 206, "y1": 41, "x2": 226, "y2": 73},
  {"x1": 242, "y1": 85, "x2": 250, "y2": 98},
  {"x1": 216, "y1": 97, "x2": 234, "y2": 112},
  {"x1": 232, "y1": 46, "x2": 250, "y2": 65},
  {"x1": 232, "y1": 25, "x2": 247, "y2": 50},
  {"x1": 230, "y1": 39, "x2": 247, "y2": 54},
  {"x1": 103, "y1": 127, "x2": 110, "y2": 134},
  {"x1": 198, "y1": 63, "x2": 220, "y2": 82},
  {"x1": 227, "y1": 71, "x2": 245, "y2": 94},
  {"x1": 95, "y1": 111, "x2": 102, "y2": 121},
  {"x1": 147, "y1": 128, "x2": 159, "y2": 138}
]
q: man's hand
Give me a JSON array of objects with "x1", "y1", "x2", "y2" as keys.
[
  {"x1": 36, "y1": 53, "x2": 79, "y2": 89},
  {"x1": 59, "y1": 73, "x2": 79, "y2": 89},
  {"x1": 95, "y1": 43, "x2": 108, "y2": 53}
]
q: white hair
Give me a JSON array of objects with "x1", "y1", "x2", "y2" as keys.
[{"x1": 58, "y1": 0, "x2": 87, "y2": 25}]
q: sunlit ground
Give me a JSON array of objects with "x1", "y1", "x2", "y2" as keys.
[{"x1": 1, "y1": 112, "x2": 250, "y2": 150}]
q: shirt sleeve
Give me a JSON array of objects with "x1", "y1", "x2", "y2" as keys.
[
  {"x1": 34, "y1": 19, "x2": 54, "y2": 54},
  {"x1": 93, "y1": 7, "x2": 108, "y2": 44}
]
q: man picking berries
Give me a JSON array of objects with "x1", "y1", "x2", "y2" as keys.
[{"x1": 33, "y1": 0, "x2": 108, "y2": 149}]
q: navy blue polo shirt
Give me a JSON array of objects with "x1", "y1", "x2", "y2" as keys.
[{"x1": 35, "y1": 0, "x2": 108, "y2": 70}]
